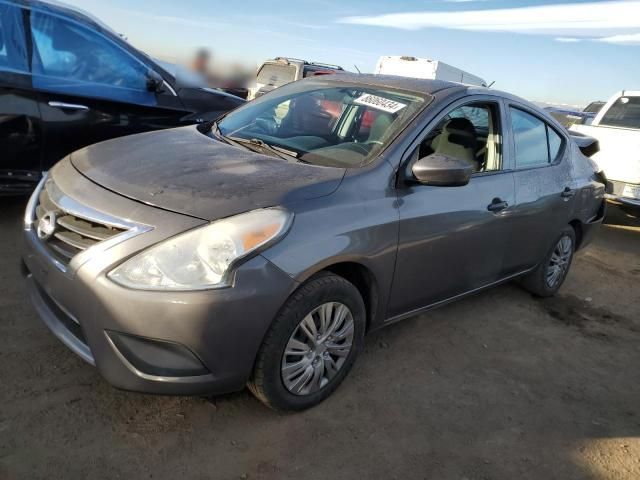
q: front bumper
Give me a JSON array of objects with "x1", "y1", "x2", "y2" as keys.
[{"x1": 22, "y1": 161, "x2": 297, "y2": 396}]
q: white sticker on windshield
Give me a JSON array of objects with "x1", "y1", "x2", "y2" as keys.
[{"x1": 354, "y1": 94, "x2": 407, "y2": 114}]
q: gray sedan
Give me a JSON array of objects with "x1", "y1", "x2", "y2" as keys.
[{"x1": 22, "y1": 74, "x2": 606, "y2": 410}]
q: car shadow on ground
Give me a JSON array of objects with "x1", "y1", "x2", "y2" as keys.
[{"x1": 1, "y1": 198, "x2": 639, "y2": 479}]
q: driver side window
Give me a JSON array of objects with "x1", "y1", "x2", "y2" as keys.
[
  {"x1": 415, "y1": 102, "x2": 503, "y2": 174},
  {"x1": 30, "y1": 11, "x2": 149, "y2": 92}
]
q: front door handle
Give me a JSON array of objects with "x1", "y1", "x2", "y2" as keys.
[
  {"x1": 48, "y1": 101, "x2": 89, "y2": 112},
  {"x1": 487, "y1": 198, "x2": 509, "y2": 213},
  {"x1": 561, "y1": 187, "x2": 576, "y2": 198}
]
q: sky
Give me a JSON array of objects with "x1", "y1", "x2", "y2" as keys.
[{"x1": 59, "y1": 0, "x2": 640, "y2": 106}]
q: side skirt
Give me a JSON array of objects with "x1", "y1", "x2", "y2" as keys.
[{"x1": 375, "y1": 268, "x2": 534, "y2": 331}]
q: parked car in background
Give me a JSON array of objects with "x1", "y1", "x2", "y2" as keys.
[
  {"x1": 247, "y1": 57, "x2": 344, "y2": 100},
  {"x1": 23, "y1": 74, "x2": 605, "y2": 410},
  {"x1": 583, "y1": 101, "x2": 605, "y2": 116},
  {"x1": 544, "y1": 106, "x2": 592, "y2": 128},
  {"x1": 374, "y1": 55, "x2": 487, "y2": 87},
  {"x1": 571, "y1": 91, "x2": 640, "y2": 210},
  {"x1": 0, "y1": 0, "x2": 244, "y2": 195}
]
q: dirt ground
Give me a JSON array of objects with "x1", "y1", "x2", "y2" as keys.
[{"x1": 1, "y1": 196, "x2": 639, "y2": 480}]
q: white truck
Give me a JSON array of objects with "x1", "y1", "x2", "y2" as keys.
[
  {"x1": 374, "y1": 56, "x2": 487, "y2": 87},
  {"x1": 571, "y1": 91, "x2": 640, "y2": 210}
]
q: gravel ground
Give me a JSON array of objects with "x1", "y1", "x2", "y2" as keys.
[{"x1": 1, "y1": 197, "x2": 639, "y2": 480}]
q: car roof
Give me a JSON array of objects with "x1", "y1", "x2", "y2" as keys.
[
  {"x1": 318, "y1": 73, "x2": 466, "y2": 96},
  {"x1": 14, "y1": 0, "x2": 121, "y2": 38},
  {"x1": 313, "y1": 73, "x2": 565, "y2": 126}
]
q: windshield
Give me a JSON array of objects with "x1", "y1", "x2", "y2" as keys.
[
  {"x1": 600, "y1": 96, "x2": 640, "y2": 129},
  {"x1": 217, "y1": 79, "x2": 428, "y2": 167}
]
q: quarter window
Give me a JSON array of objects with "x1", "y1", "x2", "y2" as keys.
[
  {"x1": 510, "y1": 108, "x2": 564, "y2": 168},
  {"x1": 547, "y1": 127, "x2": 562, "y2": 161}
]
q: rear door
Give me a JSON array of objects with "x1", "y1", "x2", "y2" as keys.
[
  {"x1": 387, "y1": 96, "x2": 516, "y2": 318},
  {"x1": 0, "y1": 3, "x2": 44, "y2": 192},
  {"x1": 502, "y1": 103, "x2": 577, "y2": 274},
  {"x1": 27, "y1": 7, "x2": 191, "y2": 170}
]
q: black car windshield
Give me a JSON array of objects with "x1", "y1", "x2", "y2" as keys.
[{"x1": 217, "y1": 79, "x2": 429, "y2": 167}]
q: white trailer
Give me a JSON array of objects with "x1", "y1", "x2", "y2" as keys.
[{"x1": 374, "y1": 56, "x2": 487, "y2": 87}]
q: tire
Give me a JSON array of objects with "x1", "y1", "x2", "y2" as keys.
[
  {"x1": 248, "y1": 272, "x2": 366, "y2": 411},
  {"x1": 521, "y1": 225, "x2": 576, "y2": 297}
]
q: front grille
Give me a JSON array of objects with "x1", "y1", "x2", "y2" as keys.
[{"x1": 35, "y1": 182, "x2": 128, "y2": 263}]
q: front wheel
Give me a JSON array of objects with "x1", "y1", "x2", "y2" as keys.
[
  {"x1": 521, "y1": 225, "x2": 576, "y2": 297},
  {"x1": 248, "y1": 273, "x2": 366, "y2": 411}
]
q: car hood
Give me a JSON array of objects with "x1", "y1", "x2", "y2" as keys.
[{"x1": 70, "y1": 126, "x2": 345, "y2": 220}]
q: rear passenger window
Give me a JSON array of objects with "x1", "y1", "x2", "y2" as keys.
[
  {"x1": 0, "y1": 3, "x2": 29, "y2": 74},
  {"x1": 510, "y1": 108, "x2": 564, "y2": 168}
]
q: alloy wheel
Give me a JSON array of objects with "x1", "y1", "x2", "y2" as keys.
[
  {"x1": 546, "y1": 235, "x2": 573, "y2": 288},
  {"x1": 281, "y1": 302, "x2": 355, "y2": 396}
]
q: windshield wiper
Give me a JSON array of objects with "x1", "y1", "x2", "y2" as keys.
[
  {"x1": 210, "y1": 121, "x2": 229, "y2": 143},
  {"x1": 228, "y1": 136, "x2": 298, "y2": 162}
]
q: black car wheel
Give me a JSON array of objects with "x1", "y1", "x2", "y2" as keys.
[
  {"x1": 248, "y1": 272, "x2": 365, "y2": 411},
  {"x1": 521, "y1": 225, "x2": 576, "y2": 297}
]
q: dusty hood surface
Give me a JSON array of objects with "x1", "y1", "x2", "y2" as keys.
[{"x1": 71, "y1": 126, "x2": 345, "y2": 220}]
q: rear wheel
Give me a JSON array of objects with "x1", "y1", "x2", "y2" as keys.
[
  {"x1": 248, "y1": 273, "x2": 365, "y2": 411},
  {"x1": 521, "y1": 225, "x2": 576, "y2": 297}
]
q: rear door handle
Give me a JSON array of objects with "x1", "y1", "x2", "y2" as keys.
[
  {"x1": 48, "y1": 101, "x2": 89, "y2": 111},
  {"x1": 561, "y1": 187, "x2": 576, "y2": 198},
  {"x1": 487, "y1": 198, "x2": 509, "y2": 213}
]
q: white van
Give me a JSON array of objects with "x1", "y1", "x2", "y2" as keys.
[{"x1": 375, "y1": 56, "x2": 487, "y2": 87}]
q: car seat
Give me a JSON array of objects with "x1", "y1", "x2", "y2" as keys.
[{"x1": 432, "y1": 117, "x2": 479, "y2": 171}]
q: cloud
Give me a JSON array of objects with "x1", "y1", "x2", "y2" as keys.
[
  {"x1": 555, "y1": 37, "x2": 582, "y2": 43},
  {"x1": 111, "y1": 8, "x2": 230, "y2": 30},
  {"x1": 149, "y1": 14, "x2": 229, "y2": 30},
  {"x1": 596, "y1": 32, "x2": 640, "y2": 44},
  {"x1": 338, "y1": 0, "x2": 640, "y2": 43}
]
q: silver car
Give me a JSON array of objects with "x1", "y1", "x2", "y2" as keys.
[{"x1": 22, "y1": 74, "x2": 606, "y2": 410}]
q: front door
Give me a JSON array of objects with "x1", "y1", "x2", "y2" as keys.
[
  {"x1": 0, "y1": 3, "x2": 44, "y2": 192},
  {"x1": 27, "y1": 8, "x2": 190, "y2": 170},
  {"x1": 387, "y1": 99, "x2": 516, "y2": 318}
]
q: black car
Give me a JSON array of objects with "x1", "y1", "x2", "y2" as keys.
[{"x1": 0, "y1": 0, "x2": 245, "y2": 194}]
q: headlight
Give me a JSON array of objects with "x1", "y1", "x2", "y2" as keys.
[{"x1": 108, "y1": 208, "x2": 292, "y2": 290}]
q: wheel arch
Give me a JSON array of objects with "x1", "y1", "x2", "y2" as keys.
[
  {"x1": 299, "y1": 261, "x2": 381, "y2": 332},
  {"x1": 569, "y1": 219, "x2": 584, "y2": 250}
]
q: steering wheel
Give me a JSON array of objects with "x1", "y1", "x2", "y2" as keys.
[{"x1": 254, "y1": 117, "x2": 278, "y2": 136}]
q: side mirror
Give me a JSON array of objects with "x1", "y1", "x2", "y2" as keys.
[
  {"x1": 146, "y1": 70, "x2": 165, "y2": 93},
  {"x1": 411, "y1": 153, "x2": 473, "y2": 186}
]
